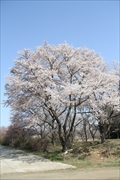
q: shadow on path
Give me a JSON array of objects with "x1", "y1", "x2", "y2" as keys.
[{"x1": 0, "y1": 145, "x2": 50, "y2": 163}]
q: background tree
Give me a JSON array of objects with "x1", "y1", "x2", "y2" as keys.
[{"x1": 0, "y1": 126, "x2": 8, "y2": 144}]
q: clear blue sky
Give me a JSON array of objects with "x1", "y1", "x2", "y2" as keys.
[{"x1": 1, "y1": 0, "x2": 119, "y2": 127}]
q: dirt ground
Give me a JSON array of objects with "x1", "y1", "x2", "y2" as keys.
[{"x1": 1, "y1": 167, "x2": 120, "y2": 180}]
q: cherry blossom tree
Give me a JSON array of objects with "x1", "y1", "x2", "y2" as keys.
[
  {"x1": 4, "y1": 42, "x2": 118, "y2": 151},
  {"x1": 88, "y1": 63, "x2": 119, "y2": 143}
]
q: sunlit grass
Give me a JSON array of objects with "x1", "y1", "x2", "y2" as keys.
[
  {"x1": 35, "y1": 139, "x2": 120, "y2": 168},
  {"x1": 11, "y1": 139, "x2": 120, "y2": 169}
]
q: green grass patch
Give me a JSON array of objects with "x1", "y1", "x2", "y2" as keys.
[
  {"x1": 32, "y1": 139, "x2": 120, "y2": 168},
  {"x1": 35, "y1": 151, "x2": 63, "y2": 161}
]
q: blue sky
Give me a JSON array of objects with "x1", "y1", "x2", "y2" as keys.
[{"x1": 1, "y1": 0, "x2": 119, "y2": 127}]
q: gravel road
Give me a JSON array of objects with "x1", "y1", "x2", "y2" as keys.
[{"x1": 1, "y1": 167, "x2": 120, "y2": 180}]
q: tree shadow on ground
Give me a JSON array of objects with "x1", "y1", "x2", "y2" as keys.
[{"x1": 0, "y1": 145, "x2": 50, "y2": 163}]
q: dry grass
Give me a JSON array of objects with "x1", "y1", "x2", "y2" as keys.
[{"x1": 33, "y1": 139, "x2": 120, "y2": 168}]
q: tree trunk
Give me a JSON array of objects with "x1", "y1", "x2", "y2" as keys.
[
  {"x1": 100, "y1": 132, "x2": 105, "y2": 143},
  {"x1": 99, "y1": 122, "x2": 106, "y2": 143},
  {"x1": 59, "y1": 134, "x2": 72, "y2": 152},
  {"x1": 60, "y1": 136, "x2": 66, "y2": 152},
  {"x1": 84, "y1": 128, "x2": 88, "y2": 142},
  {"x1": 51, "y1": 133, "x2": 56, "y2": 146}
]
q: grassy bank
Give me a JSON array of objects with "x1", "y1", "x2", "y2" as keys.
[{"x1": 23, "y1": 139, "x2": 120, "y2": 168}]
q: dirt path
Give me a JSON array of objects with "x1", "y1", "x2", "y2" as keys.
[
  {"x1": 1, "y1": 167, "x2": 120, "y2": 180},
  {"x1": 0, "y1": 145, "x2": 75, "y2": 174}
]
